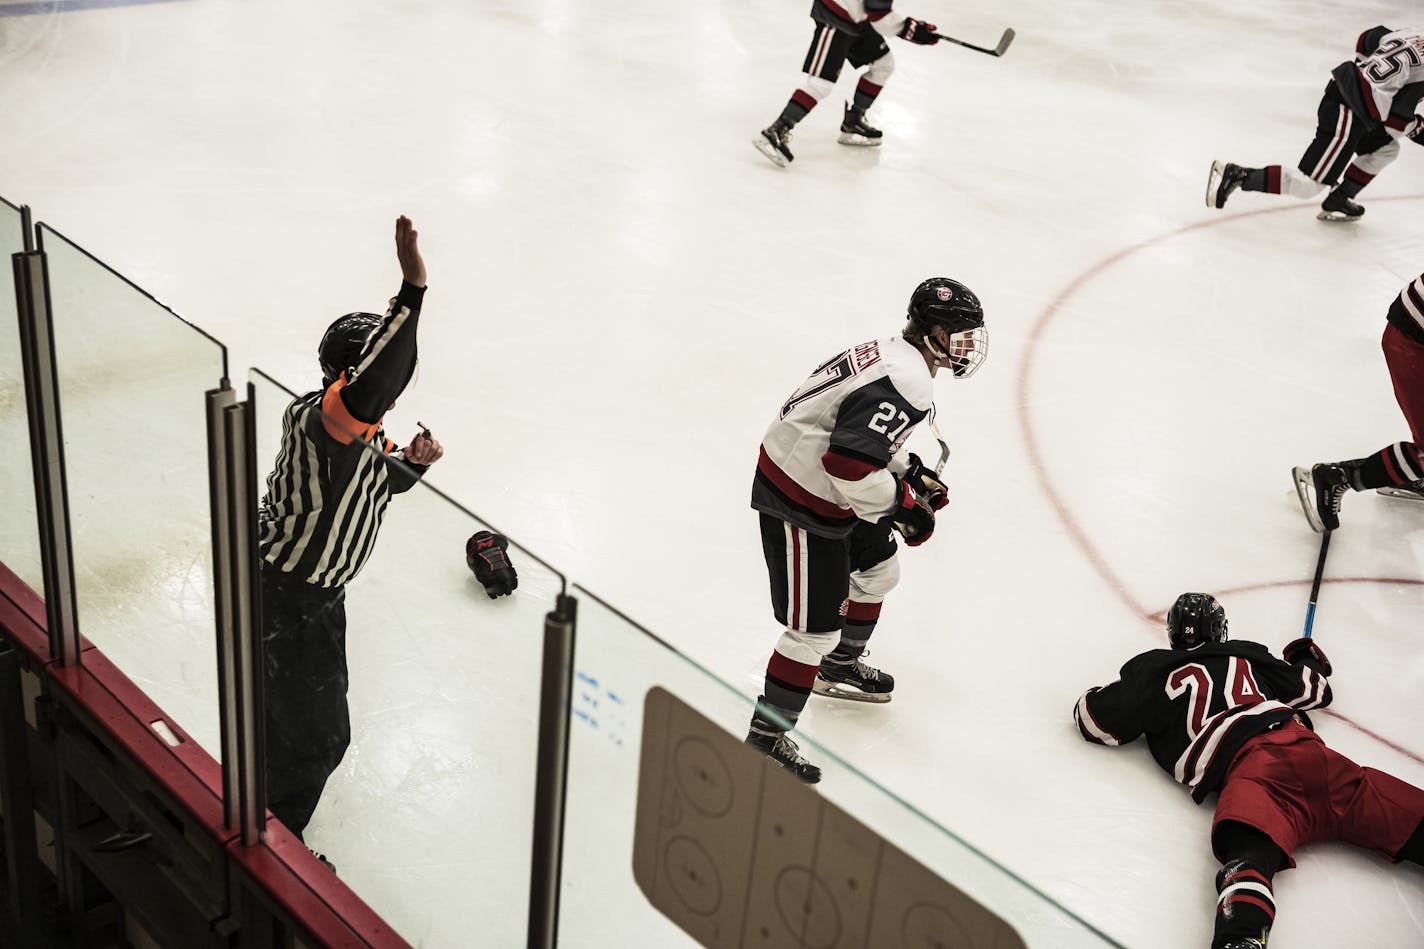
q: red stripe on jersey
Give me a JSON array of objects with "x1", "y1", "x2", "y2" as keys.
[
  {"x1": 759, "y1": 447, "x2": 855, "y2": 520},
  {"x1": 822, "y1": 449, "x2": 880, "y2": 481},
  {"x1": 1356, "y1": 67, "x2": 1383, "y2": 120},
  {"x1": 792, "y1": 89, "x2": 818, "y2": 112},
  {"x1": 768, "y1": 649, "x2": 819, "y2": 688},
  {"x1": 1387, "y1": 113, "x2": 1409, "y2": 131},
  {"x1": 844, "y1": 600, "x2": 882, "y2": 622},
  {"x1": 821, "y1": 0, "x2": 853, "y2": 23},
  {"x1": 1265, "y1": 166, "x2": 1281, "y2": 194}
]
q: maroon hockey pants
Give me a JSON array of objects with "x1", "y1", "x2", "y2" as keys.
[{"x1": 1383, "y1": 323, "x2": 1424, "y2": 445}]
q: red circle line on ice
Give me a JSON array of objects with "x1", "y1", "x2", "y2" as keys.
[{"x1": 1019, "y1": 195, "x2": 1424, "y2": 767}]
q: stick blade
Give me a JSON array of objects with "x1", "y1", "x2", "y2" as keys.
[
  {"x1": 1292, "y1": 466, "x2": 1325, "y2": 533},
  {"x1": 994, "y1": 27, "x2": 1016, "y2": 56}
]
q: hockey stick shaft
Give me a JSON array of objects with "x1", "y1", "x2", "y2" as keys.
[
  {"x1": 930, "y1": 27, "x2": 1015, "y2": 57},
  {"x1": 927, "y1": 407, "x2": 950, "y2": 475},
  {"x1": 1302, "y1": 529, "x2": 1332, "y2": 638}
]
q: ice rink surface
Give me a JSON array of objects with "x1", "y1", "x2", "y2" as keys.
[{"x1": 3, "y1": 0, "x2": 1424, "y2": 946}]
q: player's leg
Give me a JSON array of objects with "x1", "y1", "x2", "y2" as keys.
[
  {"x1": 1320, "y1": 129, "x2": 1397, "y2": 221},
  {"x1": 838, "y1": 27, "x2": 894, "y2": 146},
  {"x1": 815, "y1": 521, "x2": 898, "y2": 701},
  {"x1": 1206, "y1": 84, "x2": 1352, "y2": 209},
  {"x1": 1294, "y1": 326, "x2": 1424, "y2": 527},
  {"x1": 261, "y1": 567, "x2": 353, "y2": 839},
  {"x1": 1323, "y1": 741, "x2": 1424, "y2": 864},
  {"x1": 755, "y1": 23, "x2": 851, "y2": 167},
  {"x1": 1210, "y1": 821, "x2": 1288, "y2": 949},
  {"x1": 747, "y1": 514, "x2": 850, "y2": 782}
]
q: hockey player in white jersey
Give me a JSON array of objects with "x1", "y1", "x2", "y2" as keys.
[
  {"x1": 745, "y1": 278, "x2": 987, "y2": 782},
  {"x1": 753, "y1": 0, "x2": 942, "y2": 168},
  {"x1": 1207, "y1": 26, "x2": 1424, "y2": 221}
]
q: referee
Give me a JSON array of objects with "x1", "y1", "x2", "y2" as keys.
[{"x1": 257, "y1": 216, "x2": 443, "y2": 844}]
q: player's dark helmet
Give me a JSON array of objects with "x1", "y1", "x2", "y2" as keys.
[
  {"x1": 1166, "y1": 593, "x2": 1228, "y2": 650},
  {"x1": 318, "y1": 312, "x2": 383, "y2": 386},
  {"x1": 907, "y1": 277, "x2": 984, "y2": 334},
  {"x1": 905, "y1": 277, "x2": 988, "y2": 379}
]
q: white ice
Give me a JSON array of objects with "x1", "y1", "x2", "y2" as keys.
[{"x1": 2, "y1": 0, "x2": 1424, "y2": 946}]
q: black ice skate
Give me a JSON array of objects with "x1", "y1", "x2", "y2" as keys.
[
  {"x1": 746, "y1": 706, "x2": 825, "y2": 780},
  {"x1": 1317, "y1": 188, "x2": 1364, "y2": 222},
  {"x1": 813, "y1": 654, "x2": 894, "y2": 703},
  {"x1": 1205, "y1": 160, "x2": 1247, "y2": 209},
  {"x1": 754, "y1": 119, "x2": 795, "y2": 168},
  {"x1": 837, "y1": 102, "x2": 883, "y2": 147},
  {"x1": 1292, "y1": 463, "x2": 1349, "y2": 532}
]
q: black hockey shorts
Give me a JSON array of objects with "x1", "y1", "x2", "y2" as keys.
[
  {"x1": 760, "y1": 514, "x2": 897, "y2": 633},
  {"x1": 1297, "y1": 82, "x2": 1390, "y2": 184},
  {"x1": 801, "y1": 21, "x2": 890, "y2": 82}
]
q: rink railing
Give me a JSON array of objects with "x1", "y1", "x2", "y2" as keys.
[{"x1": 1, "y1": 192, "x2": 1122, "y2": 947}]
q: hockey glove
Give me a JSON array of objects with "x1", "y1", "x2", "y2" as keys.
[
  {"x1": 466, "y1": 531, "x2": 518, "y2": 598},
  {"x1": 898, "y1": 18, "x2": 940, "y2": 45},
  {"x1": 902, "y1": 452, "x2": 948, "y2": 510},
  {"x1": 888, "y1": 478, "x2": 936, "y2": 546},
  {"x1": 1282, "y1": 637, "x2": 1332, "y2": 677}
]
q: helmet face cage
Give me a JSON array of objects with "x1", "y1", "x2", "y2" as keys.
[
  {"x1": 1166, "y1": 593, "x2": 1228, "y2": 650},
  {"x1": 943, "y1": 326, "x2": 988, "y2": 378}
]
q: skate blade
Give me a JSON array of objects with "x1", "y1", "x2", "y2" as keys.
[
  {"x1": 752, "y1": 136, "x2": 789, "y2": 168},
  {"x1": 1292, "y1": 466, "x2": 1325, "y2": 533},
  {"x1": 812, "y1": 678, "x2": 892, "y2": 703},
  {"x1": 1205, "y1": 160, "x2": 1224, "y2": 208},
  {"x1": 1376, "y1": 486, "x2": 1424, "y2": 501},
  {"x1": 1315, "y1": 209, "x2": 1362, "y2": 223},
  {"x1": 836, "y1": 132, "x2": 882, "y2": 147}
]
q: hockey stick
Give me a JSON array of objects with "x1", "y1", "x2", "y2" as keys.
[
  {"x1": 931, "y1": 27, "x2": 1015, "y2": 57},
  {"x1": 1302, "y1": 529, "x2": 1332, "y2": 639},
  {"x1": 927, "y1": 406, "x2": 950, "y2": 475}
]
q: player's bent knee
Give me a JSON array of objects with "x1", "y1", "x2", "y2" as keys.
[
  {"x1": 801, "y1": 75, "x2": 835, "y2": 102},
  {"x1": 850, "y1": 554, "x2": 900, "y2": 599},
  {"x1": 864, "y1": 51, "x2": 895, "y2": 84},
  {"x1": 777, "y1": 628, "x2": 841, "y2": 663}
]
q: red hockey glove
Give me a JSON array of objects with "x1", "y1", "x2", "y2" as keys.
[
  {"x1": 898, "y1": 18, "x2": 940, "y2": 45},
  {"x1": 1282, "y1": 637, "x2": 1332, "y2": 677},
  {"x1": 903, "y1": 452, "x2": 948, "y2": 510},
  {"x1": 466, "y1": 531, "x2": 518, "y2": 598},
  {"x1": 888, "y1": 478, "x2": 936, "y2": 545}
]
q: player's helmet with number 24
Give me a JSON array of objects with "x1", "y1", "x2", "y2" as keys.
[{"x1": 1167, "y1": 592, "x2": 1228, "y2": 650}]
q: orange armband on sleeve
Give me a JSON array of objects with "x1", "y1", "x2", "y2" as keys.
[{"x1": 320, "y1": 377, "x2": 382, "y2": 445}]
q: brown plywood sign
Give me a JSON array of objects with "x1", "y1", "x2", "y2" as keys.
[{"x1": 633, "y1": 687, "x2": 1027, "y2": 949}]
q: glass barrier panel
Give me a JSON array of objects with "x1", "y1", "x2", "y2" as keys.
[
  {"x1": 0, "y1": 196, "x2": 43, "y2": 597},
  {"x1": 251, "y1": 368, "x2": 551, "y2": 948},
  {"x1": 41, "y1": 224, "x2": 228, "y2": 755},
  {"x1": 562, "y1": 586, "x2": 1122, "y2": 948}
]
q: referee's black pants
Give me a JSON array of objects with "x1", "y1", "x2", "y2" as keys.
[{"x1": 260, "y1": 564, "x2": 351, "y2": 839}]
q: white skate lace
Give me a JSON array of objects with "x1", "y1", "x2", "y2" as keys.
[{"x1": 773, "y1": 734, "x2": 810, "y2": 765}]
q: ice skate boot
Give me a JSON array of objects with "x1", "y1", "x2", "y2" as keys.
[
  {"x1": 1292, "y1": 463, "x2": 1350, "y2": 532},
  {"x1": 837, "y1": 102, "x2": 883, "y2": 146},
  {"x1": 814, "y1": 653, "x2": 894, "y2": 703},
  {"x1": 754, "y1": 119, "x2": 795, "y2": 167},
  {"x1": 1219, "y1": 939, "x2": 1268, "y2": 949},
  {"x1": 1317, "y1": 188, "x2": 1365, "y2": 221},
  {"x1": 746, "y1": 702, "x2": 821, "y2": 783},
  {"x1": 1205, "y1": 160, "x2": 1247, "y2": 209}
]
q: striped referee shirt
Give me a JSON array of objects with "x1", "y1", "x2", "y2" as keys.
[{"x1": 259, "y1": 282, "x2": 427, "y2": 588}]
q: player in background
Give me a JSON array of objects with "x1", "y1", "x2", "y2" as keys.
[
  {"x1": 1075, "y1": 593, "x2": 1424, "y2": 949},
  {"x1": 753, "y1": 1, "x2": 941, "y2": 168},
  {"x1": 1293, "y1": 270, "x2": 1424, "y2": 531},
  {"x1": 258, "y1": 217, "x2": 447, "y2": 852},
  {"x1": 1206, "y1": 26, "x2": 1424, "y2": 221},
  {"x1": 745, "y1": 278, "x2": 987, "y2": 782}
]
